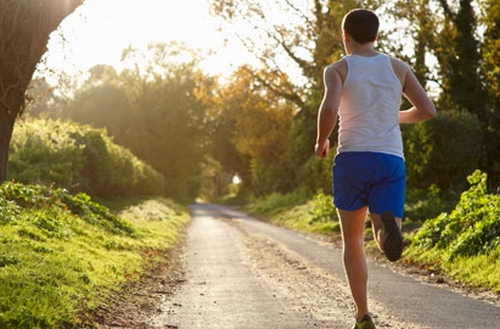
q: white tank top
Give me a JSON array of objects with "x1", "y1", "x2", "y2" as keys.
[{"x1": 337, "y1": 53, "x2": 404, "y2": 158}]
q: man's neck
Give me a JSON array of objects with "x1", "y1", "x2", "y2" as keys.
[{"x1": 347, "y1": 42, "x2": 378, "y2": 57}]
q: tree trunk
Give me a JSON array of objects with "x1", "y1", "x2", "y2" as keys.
[
  {"x1": 0, "y1": 0, "x2": 82, "y2": 183},
  {"x1": 0, "y1": 113, "x2": 16, "y2": 182}
]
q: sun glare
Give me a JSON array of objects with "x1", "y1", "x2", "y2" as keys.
[{"x1": 42, "y1": 0, "x2": 254, "y2": 79}]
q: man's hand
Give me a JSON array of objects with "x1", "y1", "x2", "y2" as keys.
[{"x1": 314, "y1": 140, "x2": 330, "y2": 158}]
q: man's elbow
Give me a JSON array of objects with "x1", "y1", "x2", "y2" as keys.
[
  {"x1": 421, "y1": 104, "x2": 436, "y2": 121},
  {"x1": 426, "y1": 105, "x2": 437, "y2": 119}
]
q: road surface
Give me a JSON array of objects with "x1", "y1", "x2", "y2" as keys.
[{"x1": 149, "y1": 203, "x2": 500, "y2": 329}]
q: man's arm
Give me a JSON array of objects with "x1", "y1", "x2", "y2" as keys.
[
  {"x1": 315, "y1": 63, "x2": 343, "y2": 157},
  {"x1": 396, "y1": 60, "x2": 437, "y2": 123}
]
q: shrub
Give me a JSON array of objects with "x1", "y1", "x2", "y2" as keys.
[
  {"x1": 9, "y1": 119, "x2": 85, "y2": 188},
  {"x1": 403, "y1": 109, "x2": 483, "y2": 190},
  {"x1": 308, "y1": 192, "x2": 337, "y2": 224},
  {"x1": 9, "y1": 119, "x2": 165, "y2": 198}
]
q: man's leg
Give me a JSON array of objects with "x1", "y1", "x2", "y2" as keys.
[{"x1": 338, "y1": 207, "x2": 369, "y2": 321}]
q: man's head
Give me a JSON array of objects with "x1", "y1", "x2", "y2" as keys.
[{"x1": 342, "y1": 9, "x2": 379, "y2": 44}]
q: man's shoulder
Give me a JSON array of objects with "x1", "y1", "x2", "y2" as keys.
[
  {"x1": 326, "y1": 59, "x2": 348, "y2": 82},
  {"x1": 387, "y1": 56, "x2": 411, "y2": 86},
  {"x1": 329, "y1": 58, "x2": 347, "y2": 70},
  {"x1": 389, "y1": 56, "x2": 410, "y2": 71}
]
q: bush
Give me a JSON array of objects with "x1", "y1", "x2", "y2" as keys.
[
  {"x1": 308, "y1": 192, "x2": 337, "y2": 225},
  {"x1": 81, "y1": 129, "x2": 165, "y2": 198},
  {"x1": 9, "y1": 119, "x2": 85, "y2": 188},
  {"x1": 9, "y1": 119, "x2": 165, "y2": 198},
  {"x1": 298, "y1": 155, "x2": 333, "y2": 195},
  {"x1": 403, "y1": 109, "x2": 483, "y2": 190}
]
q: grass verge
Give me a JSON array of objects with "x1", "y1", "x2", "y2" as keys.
[{"x1": 0, "y1": 182, "x2": 189, "y2": 329}]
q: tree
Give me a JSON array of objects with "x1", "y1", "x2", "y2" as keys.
[
  {"x1": 0, "y1": 0, "x2": 82, "y2": 182},
  {"x1": 482, "y1": 0, "x2": 500, "y2": 102},
  {"x1": 376, "y1": 0, "x2": 500, "y2": 188},
  {"x1": 59, "y1": 44, "x2": 210, "y2": 199},
  {"x1": 436, "y1": 0, "x2": 486, "y2": 118},
  {"x1": 480, "y1": 0, "x2": 500, "y2": 185},
  {"x1": 209, "y1": 0, "x2": 362, "y2": 175},
  {"x1": 200, "y1": 66, "x2": 295, "y2": 196}
]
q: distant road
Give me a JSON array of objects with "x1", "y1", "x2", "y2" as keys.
[{"x1": 150, "y1": 203, "x2": 500, "y2": 329}]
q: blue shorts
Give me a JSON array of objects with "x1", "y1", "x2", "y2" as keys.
[{"x1": 332, "y1": 152, "x2": 406, "y2": 218}]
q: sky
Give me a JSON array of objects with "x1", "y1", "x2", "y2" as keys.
[{"x1": 40, "y1": 0, "x2": 258, "y2": 81}]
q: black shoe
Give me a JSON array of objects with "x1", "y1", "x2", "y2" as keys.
[{"x1": 381, "y1": 211, "x2": 403, "y2": 262}]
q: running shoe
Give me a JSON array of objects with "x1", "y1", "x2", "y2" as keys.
[
  {"x1": 352, "y1": 314, "x2": 376, "y2": 329},
  {"x1": 381, "y1": 211, "x2": 403, "y2": 262}
]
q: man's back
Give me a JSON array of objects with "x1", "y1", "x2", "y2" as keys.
[{"x1": 337, "y1": 53, "x2": 403, "y2": 158}]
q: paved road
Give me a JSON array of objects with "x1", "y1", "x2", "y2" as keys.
[{"x1": 150, "y1": 203, "x2": 500, "y2": 329}]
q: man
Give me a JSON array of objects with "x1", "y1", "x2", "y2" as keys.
[{"x1": 314, "y1": 8, "x2": 436, "y2": 329}]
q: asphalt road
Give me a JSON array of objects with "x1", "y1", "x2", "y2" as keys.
[{"x1": 150, "y1": 203, "x2": 500, "y2": 329}]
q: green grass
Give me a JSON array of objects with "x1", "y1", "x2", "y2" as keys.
[{"x1": 0, "y1": 182, "x2": 189, "y2": 328}]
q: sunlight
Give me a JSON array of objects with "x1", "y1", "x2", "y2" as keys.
[
  {"x1": 232, "y1": 175, "x2": 242, "y2": 185},
  {"x1": 42, "y1": 0, "x2": 254, "y2": 78}
]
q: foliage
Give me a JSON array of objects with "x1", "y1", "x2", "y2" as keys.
[
  {"x1": 308, "y1": 192, "x2": 337, "y2": 225},
  {"x1": 404, "y1": 184, "x2": 458, "y2": 222},
  {"x1": 44, "y1": 44, "x2": 208, "y2": 200},
  {"x1": 297, "y1": 153, "x2": 333, "y2": 194},
  {"x1": 0, "y1": 182, "x2": 189, "y2": 328},
  {"x1": 80, "y1": 129, "x2": 165, "y2": 198},
  {"x1": 199, "y1": 67, "x2": 297, "y2": 197},
  {"x1": 9, "y1": 119, "x2": 85, "y2": 188},
  {"x1": 245, "y1": 188, "x2": 312, "y2": 217},
  {"x1": 0, "y1": 182, "x2": 133, "y2": 235},
  {"x1": 20, "y1": 0, "x2": 500, "y2": 203},
  {"x1": 245, "y1": 189, "x2": 340, "y2": 234},
  {"x1": 8, "y1": 119, "x2": 165, "y2": 198},
  {"x1": 402, "y1": 109, "x2": 483, "y2": 190},
  {"x1": 0, "y1": 0, "x2": 82, "y2": 182},
  {"x1": 208, "y1": 0, "x2": 363, "y2": 194},
  {"x1": 481, "y1": 0, "x2": 500, "y2": 102},
  {"x1": 383, "y1": 0, "x2": 500, "y2": 189},
  {"x1": 406, "y1": 170, "x2": 500, "y2": 291},
  {"x1": 480, "y1": 0, "x2": 500, "y2": 187}
]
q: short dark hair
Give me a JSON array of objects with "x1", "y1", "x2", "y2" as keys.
[{"x1": 342, "y1": 9, "x2": 379, "y2": 44}]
